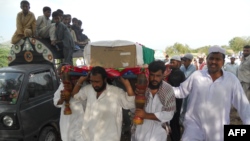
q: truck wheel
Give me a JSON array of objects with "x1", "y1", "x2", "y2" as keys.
[{"x1": 38, "y1": 126, "x2": 58, "y2": 141}]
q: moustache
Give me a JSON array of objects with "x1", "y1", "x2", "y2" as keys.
[
  {"x1": 209, "y1": 64, "x2": 218, "y2": 66},
  {"x1": 150, "y1": 80, "x2": 158, "y2": 84}
]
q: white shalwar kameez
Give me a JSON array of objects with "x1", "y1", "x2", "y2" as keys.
[
  {"x1": 53, "y1": 83, "x2": 85, "y2": 141},
  {"x1": 74, "y1": 84, "x2": 135, "y2": 141},
  {"x1": 173, "y1": 70, "x2": 250, "y2": 141},
  {"x1": 132, "y1": 92, "x2": 175, "y2": 141}
]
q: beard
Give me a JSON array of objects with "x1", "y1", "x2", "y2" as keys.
[
  {"x1": 207, "y1": 64, "x2": 222, "y2": 74},
  {"x1": 148, "y1": 80, "x2": 162, "y2": 90},
  {"x1": 93, "y1": 82, "x2": 107, "y2": 92},
  {"x1": 244, "y1": 53, "x2": 250, "y2": 58}
]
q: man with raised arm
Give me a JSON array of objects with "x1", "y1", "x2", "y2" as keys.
[{"x1": 173, "y1": 45, "x2": 250, "y2": 141}]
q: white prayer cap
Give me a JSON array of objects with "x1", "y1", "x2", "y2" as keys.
[
  {"x1": 170, "y1": 55, "x2": 181, "y2": 61},
  {"x1": 230, "y1": 54, "x2": 238, "y2": 59},
  {"x1": 198, "y1": 53, "x2": 206, "y2": 58},
  {"x1": 208, "y1": 45, "x2": 226, "y2": 55},
  {"x1": 183, "y1": 53, "x2": 193, "y2": 60},
  {"x1": 230, "y1": 55, "x2": 236, "y2": 59}
]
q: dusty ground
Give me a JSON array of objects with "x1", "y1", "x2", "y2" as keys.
[
  {"x1": 166, "y1": 107, "x2": 242, "y2": 141},
  {"x1": 229, "y1": 107, "x2": 243, "y2": 125},
  {"x1": 121, "y1": 107, "x2": 242, "y2": 141}
]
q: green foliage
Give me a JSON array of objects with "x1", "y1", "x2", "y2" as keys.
[
  {"x1": 0, "y1": 44, "x2": 10, "y2": 67},
  {"x1": 164, "y1": 36, "x2": 250, "y2": 57},
  {"x1": 229, "y1": 37, "x2": 248, "y2": 53},
  {"x1": 165, "y1": 42, "x2": 191, "y2": 56},
  {"x1": 221, "y1": 45, "x2": 230, "y2": 49},
  {"x1": 192, "y1": 45, "x2": 210, "y2": 55}
]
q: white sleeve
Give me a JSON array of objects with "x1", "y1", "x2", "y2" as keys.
[
  {"x1": 36, "y1": 16, "x2": 42, "y2": 35},
  {"x1": 154, "y1": 111, "x2": 175, "y2": 123},
  {"x1": 53, "y1": 83, "x2": 64, "y2": 108},
  {"x1": 232, "y1": 80, "x2": 250, "y2": 124},
  {"x1": 118, "y1": 88, "x2": 135, "y2": 109},
  {"x1": 73, "y1": 85, "x2": 88, "y2": 101},
  {"x1": 173, "y1": 74, "x2": 194, "y2": 98}
]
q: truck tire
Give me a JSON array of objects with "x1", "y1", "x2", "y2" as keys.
[{"x1": 38, "y1": 126, "x2": 58, "y2": 141}]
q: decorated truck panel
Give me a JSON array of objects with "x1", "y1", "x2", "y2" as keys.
[{"x1": 0, "y1": 37, "x2": 62, "y2": 141}]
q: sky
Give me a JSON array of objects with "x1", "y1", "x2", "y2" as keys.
[{"x1": 0, "y1": 0, "x2": 250, "y2": 50}]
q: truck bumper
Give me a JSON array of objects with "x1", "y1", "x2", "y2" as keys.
[{"x1": 0, "y1": 130, "x2": 24, "y2": 141}]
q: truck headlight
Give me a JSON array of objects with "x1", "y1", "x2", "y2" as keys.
[{"x1": 3, "y1": 115, "x2": 14, "y2": 127}]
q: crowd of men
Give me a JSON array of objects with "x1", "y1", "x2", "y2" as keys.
[
  {"x1": 53, "y1": 45, "x2": 250, "y2": 141},
  {"x1": 11, "y1": 0, "x2": 89, "y2": 65},
  {"x1": 11, "y1": 1, "x2": 250, "y2": 141}
]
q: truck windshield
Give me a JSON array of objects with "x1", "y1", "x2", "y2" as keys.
[{"x1": 0, "y1": 72, "x2": 24, "y2": 104}]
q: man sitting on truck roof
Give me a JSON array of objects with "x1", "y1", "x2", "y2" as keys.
[
  {"x1": 56, "y1": 9, "x2": 64, "y2": 22},
  {"x1": 11, "y1": 0, "x2": 36, "y2": 45},
  {"x1": 62, "y1": 14, "x2": 80, "y2": 51},
  {"x1": 52, "y1": 11, "x2": 74, "y2": 65},
  {"x1": 77, "y1": 20, "x2": 90, "y2": 47},
  {"x1": 36, "y1": 6, "x2": 56, "y2": 46},
  {"x1": 71, "y1": 19, "x2": 89, "y2": 48},
  {"x1": 68, "y1": 14, "x2": 72, "y2": 27}
]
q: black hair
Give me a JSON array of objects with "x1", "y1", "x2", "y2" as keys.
[
  {"x1": 243, "y1": 45, "x2": 250, "y2": 48},
  {"x1": 52, "y1": 11, "x2": 60, "y2": 18},
  {"x1": 20, "y1": 0, "x2": 29, "y2": 6},
  {"x1": 90, "y1": 66, "x2": 107, "y2": 80},
  {"x1": 56, "y1": 9, "x2": 64, "y2": 15},
  {"x1": 67, "y1": 14, "x2": 71, "y2": 17},
  {"x1": 72, "y1": 18, "x2": 78, "y2": 22},
  {"x1": 148, "y1": 60, "x2": 166, "y2": 73},
  {"x1": 62, "y1": 14, "x2": 68, "y2": 20},
  {"x1": 43, "y1": 6, "x2": 51, "y2": 12},
  {"x1": 78, "y1": 20, "x2": 82, "y2": 26},
  {"x1": 222, "y1": 54, "x2": 225, "y2": 60}
]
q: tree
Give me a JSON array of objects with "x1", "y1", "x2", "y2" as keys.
[
  {"x1": 229, "y1": 37, "x2": 248, "y2": 53},
  {"x1": 0, "y1": 44, "x2": 10, "y2": 67},
  {"x1": 165, "y1": 42, "x2": 191, "y2": 56},
  {"x1": 192, "y1": 45, "x2": 210, "y2": 56},
  {"x1": 165, "y1": 45, "x2": 175, "y2": 55},
  {"x1": 221, "y1": 45, "x2": 230, "y2": 49}
]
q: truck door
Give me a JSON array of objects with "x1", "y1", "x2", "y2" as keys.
[{"x1": 19, "y1": 70, "x2": 60, "y2": 138}]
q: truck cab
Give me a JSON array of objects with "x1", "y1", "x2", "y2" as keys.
[{"x1": 0, "y1": 37, "x2": 63, "y2": 141}]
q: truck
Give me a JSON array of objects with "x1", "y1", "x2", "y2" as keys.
[{"x1": 0, "y1": 37, "x2": 77, "y2": 141}]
